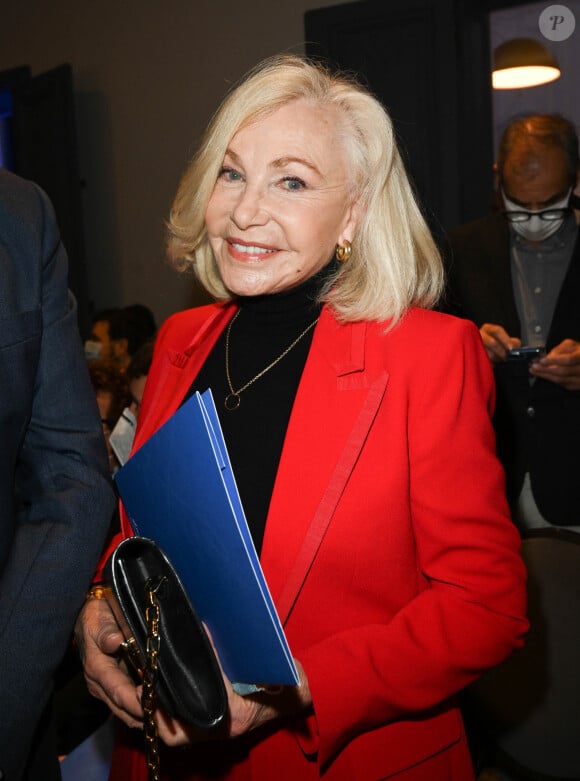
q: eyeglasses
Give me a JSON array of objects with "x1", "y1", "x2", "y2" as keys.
[{"x1": 502, "y1": 207, "x2": 570, "y2": 223}]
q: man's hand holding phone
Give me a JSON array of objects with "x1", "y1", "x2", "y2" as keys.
[
  {"x1": 529, "y1": 339, "x2": 580, "y2": 390},
  {"x1": 479, "y1": 323, "x2": 521, "y2": 362},
  {"x1": 506, "y1": 345, "x2": 545, "y2": 364}
]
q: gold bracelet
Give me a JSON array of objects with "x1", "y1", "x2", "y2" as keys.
[{"x1": 85, "y1": 584, "x2": 109, "y2": 601}]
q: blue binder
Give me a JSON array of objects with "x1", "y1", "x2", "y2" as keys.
[{"x1": 114, "y1": 388, "x2": 298, "y2": 686}]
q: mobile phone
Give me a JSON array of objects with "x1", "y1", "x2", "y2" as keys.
[{"x1": 506, "y1": 346, "x2": 545, "y2": 363}]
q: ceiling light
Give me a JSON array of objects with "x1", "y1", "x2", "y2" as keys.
[{"x1": 492, "y1": 38, "x2": 561, "y2": 89}]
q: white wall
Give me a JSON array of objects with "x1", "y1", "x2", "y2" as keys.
[{"x1": 0, "y1": 0, "x2": 353, "y2": 326}]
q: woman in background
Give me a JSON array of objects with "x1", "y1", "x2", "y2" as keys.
[{"x1": 78, "y1": 55, "x2": 527, "y2": 781}]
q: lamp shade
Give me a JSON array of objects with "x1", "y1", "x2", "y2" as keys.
[{"x1": 492, "y1": 38, "x2": 560, "y2": 89}]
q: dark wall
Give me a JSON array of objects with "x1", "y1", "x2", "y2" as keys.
[
  {"x1": 2, "y1": 64, "x2": 91, "y2": 334},
  {"x1": 305, "y1": 0, "x2": 541, "y2": 234}
]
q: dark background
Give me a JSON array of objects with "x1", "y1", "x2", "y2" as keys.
[{"x1": 0, "y1": 0, "x2": 550, "y2": 331}]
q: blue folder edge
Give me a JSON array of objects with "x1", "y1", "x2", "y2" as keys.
[{"x1": 114, "y1": 388, "x2": 299, "y2": 687}]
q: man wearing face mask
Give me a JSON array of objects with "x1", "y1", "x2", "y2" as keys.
[
  {"x1": 84, "y1": 308, "x2": 120, "y2": 361},
  {"x1": 443, "y1": 113, "x2": 580, "y2": 530}
]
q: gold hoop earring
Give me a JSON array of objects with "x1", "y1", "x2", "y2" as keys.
[{"x1": 335, "y1": 240, "x2": 352, "y2": 263}]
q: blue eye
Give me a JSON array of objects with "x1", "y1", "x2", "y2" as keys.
[
  {"x1": 282, "y1": 176, "x2": 306, "y2": 191},
  {"x1": 219, "y1": 166, "x2": 242, "y2": 182}
]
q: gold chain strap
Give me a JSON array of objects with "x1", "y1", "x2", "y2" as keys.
[{"x1": 142, "y1": 575, "x2": 167, "y2": 781}]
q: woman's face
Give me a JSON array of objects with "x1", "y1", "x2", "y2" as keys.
[{"x1": 205, "y1": 99, "x2": 359, "y2": 297}]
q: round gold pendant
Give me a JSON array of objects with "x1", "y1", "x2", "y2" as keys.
[{"x1": 225, "y1": 393, "x2": 241, "y2": 411}]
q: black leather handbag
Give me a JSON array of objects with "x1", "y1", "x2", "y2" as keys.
[{"x1": 103, "y1": 535, "x2": 227, "y2": 730}]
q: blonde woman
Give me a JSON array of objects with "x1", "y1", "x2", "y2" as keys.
[{"x1": 78, "y1": 55, "x2": 527, "y2": 781}]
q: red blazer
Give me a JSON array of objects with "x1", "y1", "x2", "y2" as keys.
[{"x1": 110, "y1": 303, "x2": 528, "y2": 781}]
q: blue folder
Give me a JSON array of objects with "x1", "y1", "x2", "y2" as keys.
[{"x1": 114, "y1": 388, "x2": 298, "y2": 686}]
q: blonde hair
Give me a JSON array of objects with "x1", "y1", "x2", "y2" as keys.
[{"x1": 168, "y1": 54, "x2": 443, "y2": 325}]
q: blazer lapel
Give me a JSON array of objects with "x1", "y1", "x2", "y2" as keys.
[
  {"x1": 134, "y1": 303, "x2": 388, "y2": 625},
  {"x1": 261, "y1": 308, "x2": 388, "y2": 624},
  {"x1": 489, "y1": 216, "x2": 521, "y2": 336},
  {"x1": 134, "y1": 304, "x2": 236, "y2": 450},
  {"x1": 547, "y1": 225, "x2": 580, "y2": 348}
]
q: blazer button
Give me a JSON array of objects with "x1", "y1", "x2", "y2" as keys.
[{"x1": 526, "y1": 405, "x2": 536, "y2": 418}]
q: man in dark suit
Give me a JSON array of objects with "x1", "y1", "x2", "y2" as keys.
[
  {"x1": 0, "y1": 168, "x2": 116, "y2": 779},
  {"x1": 444, "y1": 114, "x2": 580, "y2": 529}
]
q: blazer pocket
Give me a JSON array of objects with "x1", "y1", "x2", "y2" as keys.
[{"x1": 345, "y1": 706, "x2": 462, "y2": 781}]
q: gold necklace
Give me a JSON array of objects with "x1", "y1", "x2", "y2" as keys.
[{"x1": 224, "y1": 309, "x2": 319, "y2": 411}]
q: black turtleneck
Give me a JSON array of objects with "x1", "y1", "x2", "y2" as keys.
[{"x1": 183, "y1": 263, "x2": 334, "y2": 554}]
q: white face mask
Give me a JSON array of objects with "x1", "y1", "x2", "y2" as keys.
[
  {"x1": 108, "y1": 408, "x2": 137, "y2": 466},
  {"x1": 84, "y1": 340, "x2": 102, "y2": 360},
  {"x1": 502, "y1": 188, "x2": 571, "y2": 242}
]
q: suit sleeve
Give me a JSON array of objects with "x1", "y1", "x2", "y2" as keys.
[{"x1": 0, "y1": 183, "x2": 116, "y2": 779}]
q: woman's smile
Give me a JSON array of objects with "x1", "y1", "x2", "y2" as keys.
[{"x1": 227, "y1": 238, "x2": 279, "y2": 261}]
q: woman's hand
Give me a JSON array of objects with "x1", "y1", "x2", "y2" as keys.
[
  {"x1": 75, "y1": 597, "x2": 144, "y2": 728},
  {"x1": 155, "y1": 659, "x2": 312, "y2": 747},
  {"x1": 76, "y1": 603, "x2": 313, "y2": 746}
]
